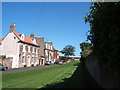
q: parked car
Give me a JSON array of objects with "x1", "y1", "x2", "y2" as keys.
[
  {"x1": 58, "y1": 61, "x2": 63, "y2": 65},
  {"x1": 45, "y1": 61, "x2": 52, "y2": 65},
  {"x1": 0, "y1": 64, "x2": 8, "y2": 71},
  {"x1": 54, "y1": 60, "x2": 59, "y2": 64}
]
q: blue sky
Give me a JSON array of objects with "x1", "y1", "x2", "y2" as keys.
[{"x1": 2, "y1": 2, "x2": 90, "y2": 57}]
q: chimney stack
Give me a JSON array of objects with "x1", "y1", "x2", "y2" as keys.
[
  {"x1": 30, "y1": 33, "x2": 34, "y2": 38},
  {"x1": 9, "y1": 24, "x2": 16, "y2": 33}
]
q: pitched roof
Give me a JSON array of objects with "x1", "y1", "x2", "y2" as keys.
[
  {"x1": 0, "y1": 38, "x2": 3, "y2": 41},
  {"x1": 14, "y1": 32, "x2": 38, "y2": 46},
  {"x1": 0, "y1": 38, "x2": 3, "y2": 45}
]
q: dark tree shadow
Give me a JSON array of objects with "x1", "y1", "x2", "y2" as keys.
[{"x1": 38, "y1": 61, "x2": 101, "y2": 89}]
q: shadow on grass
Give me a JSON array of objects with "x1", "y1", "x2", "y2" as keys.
[{"x1": 39, "y1": 61, "x2": 101, "y2": 89}]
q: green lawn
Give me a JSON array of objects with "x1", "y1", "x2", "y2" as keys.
[
  {"x1": 2, "y1": 61, "x2": 79, "y2": 89},
  {"x1": 2, "y1": 61, "x2": 100, "y2": 89},
  {"x1": 44, "y1": 61, "x2": 100, "y2": 88}
]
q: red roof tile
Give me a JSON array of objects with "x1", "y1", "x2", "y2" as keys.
[{"x1": 14, "y1": 32, "x2": 38, "y2": 46}]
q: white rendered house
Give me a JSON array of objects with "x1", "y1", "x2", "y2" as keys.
[{"x1": 1, "y1": 24, "x2": 40, "y2": 68}]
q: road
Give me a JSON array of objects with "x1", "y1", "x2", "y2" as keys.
[{"x1": 1, "y1": 64, "x2": 55, "y2": 74}]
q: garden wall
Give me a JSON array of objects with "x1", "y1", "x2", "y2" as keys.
[
  {"x1": 85, "y1": 53, "x2": 120, "y2": 88},
  {"x1": 0, "y1": 57, "x2": 13, "y2": 69}
]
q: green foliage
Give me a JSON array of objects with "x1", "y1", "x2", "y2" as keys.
[
  {"x1": 80, "y1": 42, "x2": 93, "y2": 60},
  {"x1": 84, "y1": 2, "x2": 120, "y2": 70},
  {"x1": 60, "y1": 57, "x2": 71, "y2": 62},
  {"x1": 60, "y1": 45, "x2": 75, "y2": 57}
]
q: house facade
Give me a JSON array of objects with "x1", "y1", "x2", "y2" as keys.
[
  {"x1": 54, "y1": 49, "x2": 59, "y2": 61},
  {"x1": 44, "y1": 41, "x2": 55, "y2": 63},
  {"x1": 34, "y1": 35, "x2": 45, "y2": 65},
  {"x1": 1, "y1": 24, "x2": 40, "y2": 68},
  {"x1": 0, "y1": 38, "x2": 3, "y2": 55},
  {"x1": 0, "y1": 24, "x2": 59, "y2": 68}
]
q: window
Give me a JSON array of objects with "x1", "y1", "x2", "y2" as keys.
[
  {"x1": 19, "y1": 34, "x2": 22, "y2": 37},
  {"x1": 32, "y1": 57, "x2": 34, "y2": 63},
  {"x1": 32, "y1": 47, "x2": 34, "y2": 53},
  {"x1": 14, "y1": 37, "x2": 16, "y2": 39},
  {"x1": 32, "y1": 39, "x2": 36, "y2": 44},
  {"x1": 19, "y1": 34, "x2": 24, "y2": 40},
  {"x1": 26, "y1": 46, "x2": 28, "y2": 52},
  {"x1": 20, "y1": 45, "x2": 23, "y2": 52},
  {"x1": 32, "y1": 39, "x2": 34, "y2": 41},
  {"x1": 28, "y1": 46, "x2": 30, "y2": 52},
  {"x1": 23, "y1": 45, "x2": 26, "y2": 52},
  {"x1": 22, "y1": 56, "x2": 25, "y2": 63},
  {"x1": 36, "y1": 48, "x2": 38, "y2": 54}
]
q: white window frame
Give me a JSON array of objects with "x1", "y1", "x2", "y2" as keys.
[
  {"x1": 28, "y1": 46, "x2": 31, "y2": 52},
  {"x1": 32, "y1": 57, "x2": 34, "y2": 64},
  {"x1": 35, "y1": 57, "x2": 38, "y2": 64},
  {"x1": 32, "y1": 47, "x2": 34, "y2": 53},
  {"x1": 36, "y1": 48, "x2": 38, "y2": 54},
  {"x1": 22, "y1": 56, "x2": 25, "y2": 64},
  {"x1": 21, "y1": 34, "x2": 24, "y2": 41},
  {"x1": 23, "y1": 45, "x2": 26, "y2": 52}
]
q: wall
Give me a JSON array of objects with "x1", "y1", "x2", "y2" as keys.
[
  {"x1": 19, "y1": 43, "x2": 39, "y2": 67},
  {"x1": 35, "y1": 37, "x2": 45, "y2": 57},
  {"x1": 35, "y1": 37, "x2": 45, "y2": 65},
  {"x1": 85, "y1": 53, "x2": 120, "y2": 88},
  {"x1": 0, "y1": 44, "x2": 2, "y2": 55},
  {"x1": 0, "y1": 57, "x2": 13, "y2": 69},
  {"x1": 2, "y1": 33, "x2": 19, "y2": 68}
]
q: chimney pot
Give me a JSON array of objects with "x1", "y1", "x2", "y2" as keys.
[
  {"x1": 30, "y1": 33, "x2": 34, "y2": 38},
  {"x1": 9, "y1": 24, "x2": 16, "y2": 33}
]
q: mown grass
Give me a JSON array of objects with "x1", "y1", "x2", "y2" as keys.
[
  {"x1": 2, "y1": 61, "x2": 79, "y2": 89},
  {"x1": 43, "y1": 61, "x2": 100, "y2": 88}
]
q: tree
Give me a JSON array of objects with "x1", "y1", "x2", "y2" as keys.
[
  {"x1": 60, "y1": 45, "x2": 75, "y2": 57},
  {"x1": 80, "y1": 42, "x2": 93, "y2": 61}
]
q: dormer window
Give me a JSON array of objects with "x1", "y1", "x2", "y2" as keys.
[
  {"x1": 19, "y1": 34, "x2": 24, "y2": 40},
  {"x1": 31, "y1": 38, "x2": 36, "y2": 44},
  {"x1": 19, "y1": 34, "x2": 22, "y2": 37}
]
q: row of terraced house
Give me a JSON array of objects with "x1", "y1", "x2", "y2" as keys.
[{"x1": 0, "y1": 24, "x2": 59, "y2": 68}]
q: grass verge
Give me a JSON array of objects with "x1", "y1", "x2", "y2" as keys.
[{"x1": 2, "y1": 61, "x2": 79, "y2": 89}]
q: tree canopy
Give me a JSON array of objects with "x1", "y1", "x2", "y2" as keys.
[
  {"x1": 80, "y1": 42, "x2": 93, "y2": 61},
  {"x1": 60, "y1": 45, "x2": 75, "y2": 57},
  {"x1": 84, "y1": 2, "x2": 120, "y2": 70}
]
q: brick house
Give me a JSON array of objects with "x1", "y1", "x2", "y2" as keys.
[
  {"x1": 54, "y1": 49, "x2": 59, "y2": 61},
  {"x1": 34, "y1": 35, "x2": 45, "y2": 65}
]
